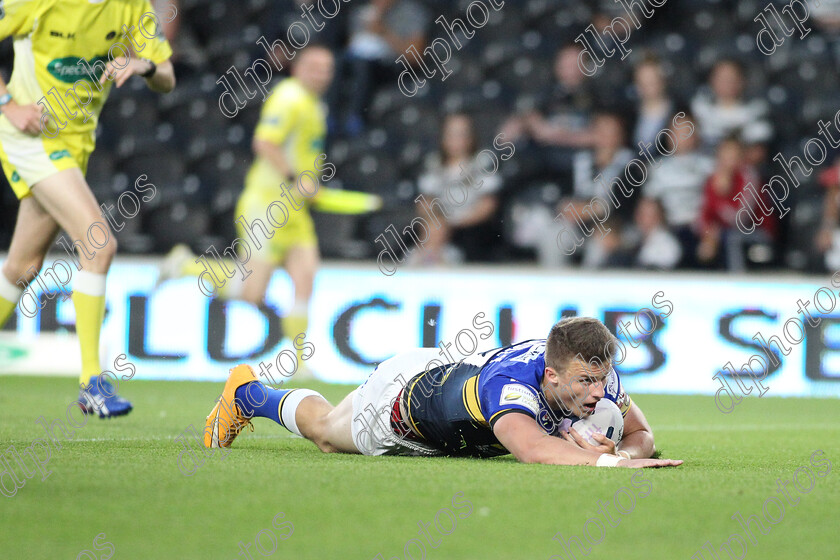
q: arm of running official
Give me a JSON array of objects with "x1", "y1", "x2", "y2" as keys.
[
  {"x1": 144, "y1": 59, "x2": 175, "y2": 93},
  {"x1": 252, "y1": 138, "x2": 322, "y2": 202},
  {"x1": 134, "y1": 0, "x2": 175, "y2": 92},
  {"x1": 0, "y1": 74, "x2": 42, "y2": 135},
  {"x1": 0, "y1": 0, "x2": 45, "y2": 135},
  {"x1": 251, "y1": 95, "x2": 298, "y2": 185},
  {"x1": 253, "y1": 138, "x2": 293, "y2": 181}
]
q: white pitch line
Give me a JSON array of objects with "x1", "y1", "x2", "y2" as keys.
[
  {"x1": 59, "y1": 433, "x2": 291, "y2": 442},
  {"x1": 656, "y1": 424, "x2": 831, "y2": 431}
]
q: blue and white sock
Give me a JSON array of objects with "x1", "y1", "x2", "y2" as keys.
[{"x1": 235, "y1": 382, "x2": 321, "y2": 436}]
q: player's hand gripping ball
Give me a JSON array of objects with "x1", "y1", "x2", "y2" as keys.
[{"x1": 559, "y1": 399, "x2": 624, "y2": 445}]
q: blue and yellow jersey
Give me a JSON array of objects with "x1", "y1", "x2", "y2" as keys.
[
  {"x1": 403, "y1": 340, "x2": 632, "y2": 458},
  {"x1": 0, "y1": 0, "x2": 173, "y2": 136},
  {"x1": 244, "y1": 76, "x2": 326, "y2": 192}
]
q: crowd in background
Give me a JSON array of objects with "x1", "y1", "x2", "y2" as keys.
[
  {"x1": 499, "y1": 52, "x2": 783, "y2": 272},
  {"x1": 2, "y1": 0, "x2": 840, "y2": 274}
]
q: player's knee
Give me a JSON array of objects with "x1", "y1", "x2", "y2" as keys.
[
  {"x1": 291, "y1": 275, "x2": 315, "y2": 297},
  {"x1": 103, "y1": 235, "x2": 118, "y2": 260},
  {"x1": 90, "y1": 235, "x2": 117, "y2": 268},
  {"x1": 314, "y1": 439, "x2": 340, "y2": 453},
  {"x1": 240, "y1": 292, "x2": 264, "y2": 306},
  {"x1": 3, "y1": 255, "x2": 44, "y2": 284},
  {"x1": 309, "y1": 417, "x2": 340, "y2": 453},
  {"x1": 311, "y1": 430, "x2": 340, "y2": 453}
]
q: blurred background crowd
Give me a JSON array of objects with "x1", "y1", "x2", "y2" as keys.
[{"x1": 2, "y1": 0, "x2": 840, "y2": 273}]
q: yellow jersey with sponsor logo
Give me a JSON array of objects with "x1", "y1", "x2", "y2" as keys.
[
  {"x1": 0, "y1": 0, "x2": 173, "y2": 137},
  {"x1": 237, "y1": 78, "x2": 325, "y2": 261},
  {"x1": 244, "y1": 77, "x2": 326, "y2": 193}
]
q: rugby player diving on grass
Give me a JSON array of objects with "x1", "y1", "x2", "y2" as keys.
[{"x1": 202, "y1": 317, "x2": 683, "y2": 468}]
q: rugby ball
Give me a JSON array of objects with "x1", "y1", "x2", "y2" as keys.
[{"x1": 559, "y1": 399, "x2": 624, "y2": 445}]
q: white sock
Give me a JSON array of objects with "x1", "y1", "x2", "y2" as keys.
[
  {"x1": 0, "y1": 272, "x2": 23, "y2": 301},
  {"x1": 224, "y1": 279, "x2": 244, "y2": 300},
  {"x1": 289, "y1": 299, "x2": 308, "y2": 316},
  {"x1": 73, "y1": 270, "x2": 106, "y2": 296},
  {"x1": 279, "y1": 389, "x2": 322, "y2": 437}
]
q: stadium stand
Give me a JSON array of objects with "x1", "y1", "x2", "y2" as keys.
[{"x1": 0, "y1": 0, "x2": 836, "y2": 273}]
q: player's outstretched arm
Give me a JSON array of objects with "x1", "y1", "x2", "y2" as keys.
[
  {"x1": 493, "y1": 412, "x2": 682, "y2": 468},
  {"x1": 617, "y1": 401, "x2": 655, "y2": 459}
]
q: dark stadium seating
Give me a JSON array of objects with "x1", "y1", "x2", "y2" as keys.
[{"x1": 1, "y1": 0, "x2": 836, "y2": 269}]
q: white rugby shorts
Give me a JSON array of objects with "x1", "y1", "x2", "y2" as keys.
[{"x1": 350, "y1": 348, "x2": 443, "y2": 456}]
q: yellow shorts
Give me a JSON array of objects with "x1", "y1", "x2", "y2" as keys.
[
  {"x1": 0, "y1": 120, "x2": 94, "y2": 199},
  {"x1": 234, "y1": 182, "x2": 317, "y2": 265}
]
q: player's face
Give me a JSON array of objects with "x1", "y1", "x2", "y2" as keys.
[
  {"x1": 295, "y1": 49, "x2": 335, "y2": 95},
  {"x1": 545, "y1": 358, "x2": 611, "y2": 418}
]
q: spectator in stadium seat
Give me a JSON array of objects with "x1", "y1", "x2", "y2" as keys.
[
  {"x1": 409, "y1": 113, "x2": 501, "y2": 266},
  {"x1": 642, "y1": 113, "x2": 714, "y2": 268},
  {"x1": 628, "y1": 55, "x2": 674, "y2": 150},
  {"x1": 814, "y1": 157, "x2": 840, "y2": 270},
  {"x1": 568, "y1": 112, "x2": 635, "y2": 221},
  {"x1": 690, "y1": 59, "x2": 772, "y2": 153},
  {"x1": 264, "y1": 1, "x2": 348, "y2": 56},
  {"x1": 576, "y1": 217, "x2": 626, "y2": 269},
  {"x1": 335, "y1": 0, "x2": 428, "y2": 136},
  {"x1": 696, "y1": 135, "x2": 774, "y2": 271},
  {"x1": 585, "y1": 197, "x2": 682, "y2": 270},
  {"x1": 499, "y1": 44, "x2": 597, "y2": 185},
  {"x1": 811, "y1": 1, "x2": 840, "y2": 74},
  {"x1": 741, "y1": 118, "x2": 773, "y2": 178},
  {"x1": 537, "y1": 112, "x2": 634, "y2": 268},
  {"x1": 630, "y1": 197, "x2": 682, "y2": 270},
  {"x1": 813, "y1": 0, "x2": 840, "y2": 34}
]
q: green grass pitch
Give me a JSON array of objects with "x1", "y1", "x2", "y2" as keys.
[{"x1": 0, "y1": 376, "x2": 838, "y2": 559}]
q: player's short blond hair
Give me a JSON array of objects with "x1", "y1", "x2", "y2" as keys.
[{"x1": 545, "y1": 317, "x2": 618, "y2": 374}]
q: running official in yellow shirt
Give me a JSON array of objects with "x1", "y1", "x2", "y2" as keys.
[
  {"x1": 236, "y1": 46, "x2": 334, "y2": 374},
  {"x1": 160, "y1": 45, "x2": 380, "y2": 377},
  {"x1": 0, "y1": 0, "x2": 175, "y2": 417},
  {"x1": 237, "y1": 63, "x2": 328, "y2": 268}
]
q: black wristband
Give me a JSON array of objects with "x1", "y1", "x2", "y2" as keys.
[{"x1": 140, "y1": 59, "x2": 157, "y2": 79}]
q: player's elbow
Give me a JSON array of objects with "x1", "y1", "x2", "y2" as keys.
[
  {"x1": 516, "y1": 452, "x2": 542, "y2": 465},
  {"x1": 515, "y1": 448, "x2": 569, "y2": 466},
  {"x1": 159, "y1": 71, "x2": 176, "y2": 93},
  {"x1": 252, "y1": 138, "x2": 270, "y2": 157},
  {"x1": 150, "y1": 61, "x2": 176, "y2": 93},
  {"x1": 646, "y1": 433, "x2": 657, "y2": 458},
  {"x1": 629, "y1": 428, "x2": 656, "y2": 458},
  {"x1": 159, "y1": 75, "x2": 176, "y2": 93}
]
